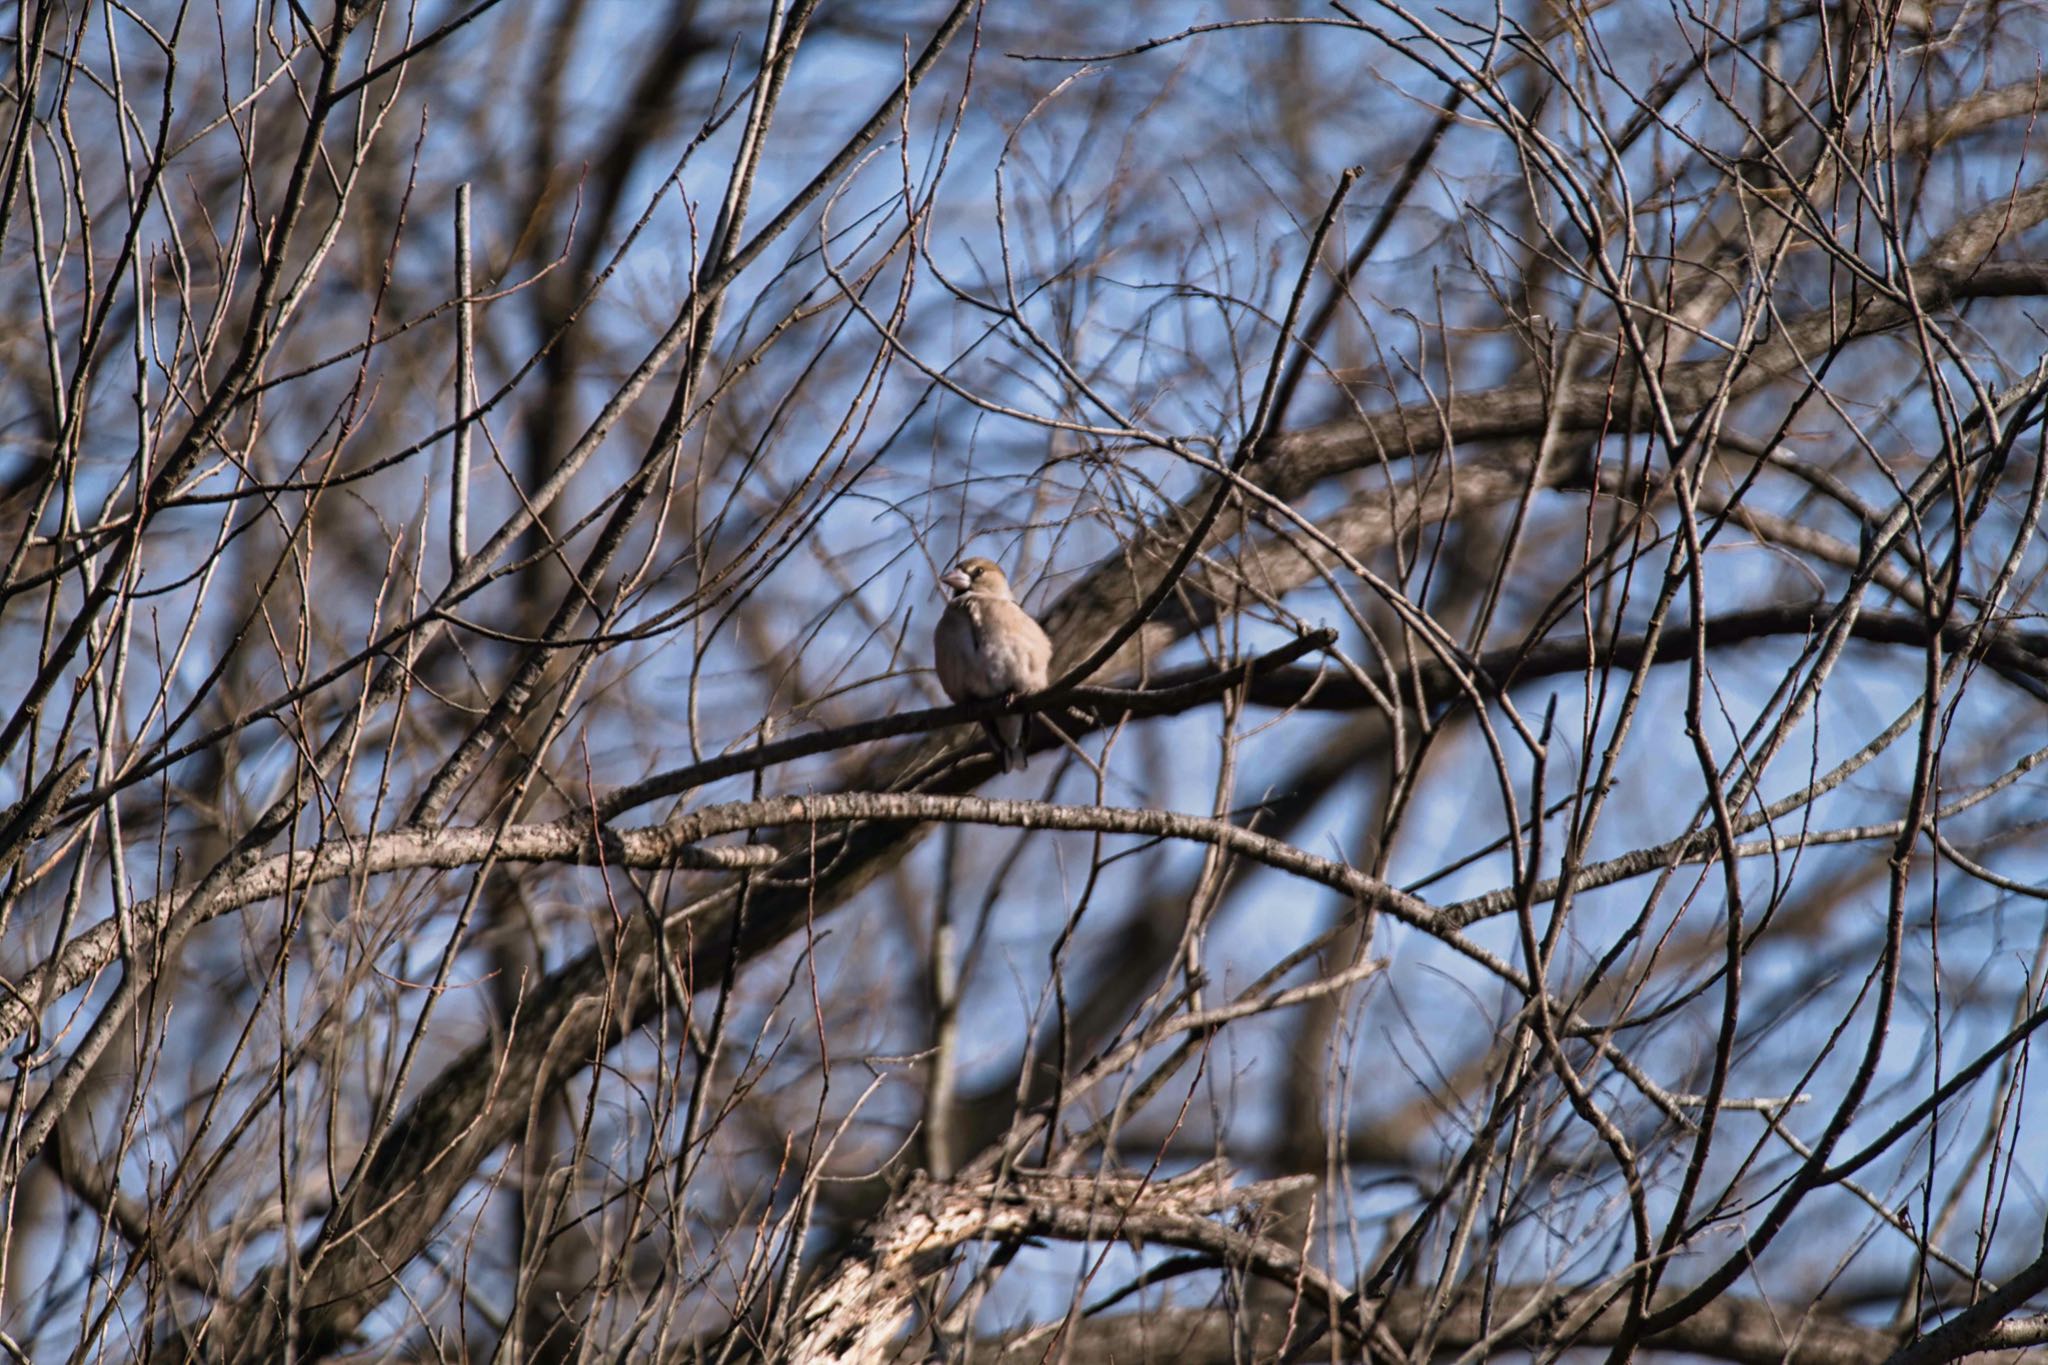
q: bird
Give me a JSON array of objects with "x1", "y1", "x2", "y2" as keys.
[{"x1": 932, "y1": 555, "x2": 1053, "y2": 772}]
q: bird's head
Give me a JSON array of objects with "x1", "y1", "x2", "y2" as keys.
[{"x1": 941, "y1": 556, "x2": 1009, "y2": 599}]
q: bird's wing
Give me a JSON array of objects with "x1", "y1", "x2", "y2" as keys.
[{"x1": 981, "y1": 600, "x2": 1054, "y2": 693}]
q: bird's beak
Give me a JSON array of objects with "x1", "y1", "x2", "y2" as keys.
[{"x1": 940, "y1": 569, "x2": 972, "y2": 594}]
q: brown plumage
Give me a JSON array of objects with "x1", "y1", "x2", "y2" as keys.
[{"x1": 933, "y1": 556, "x2": 1054, "y2": 771}]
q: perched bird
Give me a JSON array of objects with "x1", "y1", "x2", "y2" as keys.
[{"x1": 933, "y1": 555, "x2": 1054, "y2": 772}]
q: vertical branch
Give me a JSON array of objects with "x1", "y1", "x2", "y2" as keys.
[
  {"x1": 924, "y1": 823, "x2": 962, "y2": 1180},
  {"x1": 450, "y1": 180, "x2": 473, "y2": 573}
]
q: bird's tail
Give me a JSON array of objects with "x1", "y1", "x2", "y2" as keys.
[{"x1": 986, "y1": 713, "x2": 1029, "y2": 772}]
